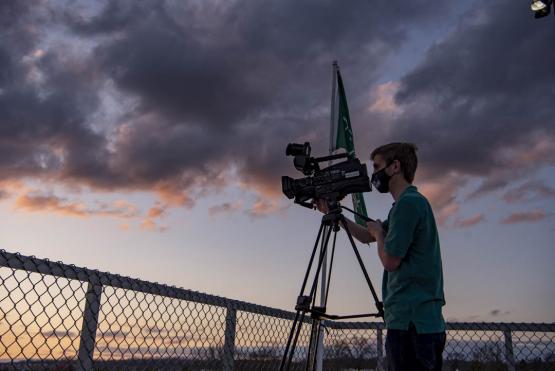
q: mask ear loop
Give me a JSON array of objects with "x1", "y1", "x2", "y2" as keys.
[
  {"x1": 385, "y1": 159, "x2": 395, "y2": 170},
  {"x1": 385, "y1": 158, "x2": 401, "y2": 178}
]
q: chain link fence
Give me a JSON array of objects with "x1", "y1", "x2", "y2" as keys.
[{"x1": 1, "y1": 249, "x2": 554, "y2": 370}]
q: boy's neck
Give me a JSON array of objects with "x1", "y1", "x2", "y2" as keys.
[{"x1": 390, "y1": 178, "x2": 411, "y2": 202}]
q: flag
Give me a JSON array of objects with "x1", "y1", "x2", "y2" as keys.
[{"x1": 330, "y1": 66, "x2": 369, "y2": 227}]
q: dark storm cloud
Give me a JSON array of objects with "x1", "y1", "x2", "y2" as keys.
[
  {"x1": 7, "y1": 0, "x2": 550, "y2": 216},
  {"x1": 0, "y1": 50, "x2": 111, "y2": 183},
  {"x1": 390, "y1": 0, "x2": 555, "y2": 189},
  {"x1": 67, "y1": 1, "x2": 148, "y2": 35},
  {"x1": 91, "y1": 0, "x2": 425, "y2": 127},
  {"x1": 63, "y1": 0, "x2": 448, "y2": 196},
  {"x1": 0, "y1": 1, "x2": 115, "y2": 188}
]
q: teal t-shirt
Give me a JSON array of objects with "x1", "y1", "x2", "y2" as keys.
[{"x1": 381, "y1": 185, "x2": 445, "y2": 333}]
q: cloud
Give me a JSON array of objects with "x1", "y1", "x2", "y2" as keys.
[
  {"x1": 0, "y1": 0, "x2": 453, "y2": 212},
  {"x1": 14, "y1": 193, "x2": 88, "y2": 217},
  {"x1": 489, "y1": 309, "x2": 510, "y2": 317},
  {"x1": 140, "y1": 218, "x2": 167, "y2": 233},
  {"x1": 139, "y1": 203, "x2": 169, "y2": 232},
  {"x1": 418, "y1": 173, "x2": 465, "y2": 225},
  {"x1": 208, "y1": 201, "x2": 243, "y2": 217},
  {"x1": 386, "y1": 0, "x2": 555, "y2": 203},
  {"x1": 247, "y1": 198, "x2": 287, "y2": 218},
  {"x1": 147, "y1": 205, "x2": 166, "y2": 218},
  {"x1": 367, "y1": 82, "x2": 402, "y2": 116},
  {"x1": 1, "y1": 0, "x2": 552, "y2": 225},
  {"x1": 0, "y1": 189, "x2": 9, "y2": 201},
  {"x1": 13, "y1": 192, "x2": 139, "y2": 219},
  {"x1": 502, "y1": 181, "x2": 555, "y2": 203},
  {"x1": 501, "y1": 210, "x2": 547, "y2": 225},
  {"x1": 454, "y1": 213, "x2": 485, "y2": 229}
]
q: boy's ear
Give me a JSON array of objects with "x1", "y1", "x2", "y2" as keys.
[{"x1": 393, "y1": 159, "x2": 401, "y2": 173}]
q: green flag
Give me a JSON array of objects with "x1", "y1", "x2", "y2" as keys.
[{"x1": 332, "y1": 68, "x2": 369, "y2": 227}]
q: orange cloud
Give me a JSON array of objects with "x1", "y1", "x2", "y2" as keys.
[
  {"x1": 418, "y1": 174, "x2": 464, "y2": 226},
  {"x1": 0, "y1": 189, "x2": 10, "y2": 201},
  {"x1": 238, "y1": 177, "x2": 283, "y2": 200},
  {"x1": 140, "y1": 218, "x2": 167, "y2": 233},
  {"x1": 147, "y1": 206, "x2": 166, "y2": 218},
  {"x1": 503, "y1": 136, "x2": 555, "y2": 168},
  {"x1": 367, "y1": 81, "x2": 402, "y2": 115},
  {"x1": 154, "y1": 182, "x2": 195, "y2": 208},
  {"x1": 502, "y1": 181, "x2": 555, "y2": 203},
  {"x1": 454, "y1": 213, "x2": 485, "y2": 228},
  {"x1": 501, "y1": 210, "x2": 547, "y2": 224},
  {"x1": 0, "y1": 180, "x2": 26, "y2": 202},
  {"x1": 13, "y1": 192, "x2": 139, "y2": 219},
  {"x1": 10, "y1": 183, "x2": 176, "y2": 232},
  {"x1": 14, "y1": 193, "x2": 88, "y2": 217},
  {"x1": 247, "y1": 198, "x2": 286, "y2": 217},
  {"x1": 139, "y1": 203, "x2": 170, "y2": 232}
]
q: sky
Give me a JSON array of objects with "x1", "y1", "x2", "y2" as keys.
[{"x1": 0, "y1": 0, "x2": 554, "y2": 325}]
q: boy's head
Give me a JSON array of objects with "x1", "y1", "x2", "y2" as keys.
[{"x1": 370, "y1": 142, "x2": 418, "y2": 183}]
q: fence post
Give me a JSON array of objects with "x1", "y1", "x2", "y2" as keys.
[
  {"x1": 223, "y1": 305, "x2": 237, "y2": 371},
  {"x1": 503, "y1": 330, "x2": 516, "y2": 371},
  {"x1": 77, "y1": 283, "x2": 102, "y2": 371},
  {"x1": 377, "y1": 328, "x2": 384, "y2": 371}
]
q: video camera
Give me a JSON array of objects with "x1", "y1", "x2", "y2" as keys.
[{"x1": 281, "y1": 142, "x2": 371, "y2": 208}]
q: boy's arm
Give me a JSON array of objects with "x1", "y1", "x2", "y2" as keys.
[
  {"x1": 374, "y1": 231, "x2": 402, "y2": 272},
  {"x1": 341, "y1": 217, "x2": 376, "y2": 244}
]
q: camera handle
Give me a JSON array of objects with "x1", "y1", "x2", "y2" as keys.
[{"x1": 280, "y1": 208, "x2": 384, "y2": 371}]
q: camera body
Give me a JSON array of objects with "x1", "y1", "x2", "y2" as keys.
[{"x1": 282, "y1": 142, "x2": 371, "y2": 208}]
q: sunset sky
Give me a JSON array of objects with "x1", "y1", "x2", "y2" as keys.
[{"x1": 1, "y1": 0, "x2": 554, "y2": 325}]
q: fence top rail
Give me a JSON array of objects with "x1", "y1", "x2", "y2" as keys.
[
  {"x1": 2, "y1": 249, "x2": 553, "y2": 332},
  {"x1": 0, "y1": 249, "x2": 299, "y2": 321}
]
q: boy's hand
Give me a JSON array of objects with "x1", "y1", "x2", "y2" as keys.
[{"x1": 367, "y1": 219, "x2": 385, "y2": 240}]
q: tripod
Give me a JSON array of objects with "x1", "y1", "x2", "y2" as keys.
[{"x1": 280, "y1": 201, "x2": 384, "y2": 371}]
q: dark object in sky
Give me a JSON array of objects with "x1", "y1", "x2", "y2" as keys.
[
  {"x1": 281, "y1": 142, "x2": 371, "y2": 209},
  {"x1": 531, "y1": 0, "x2": 553, "y2": 18}
]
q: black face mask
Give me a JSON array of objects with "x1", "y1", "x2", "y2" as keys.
[{"x1": 371, "y1": 162, "x2": 392, "y2": 193}]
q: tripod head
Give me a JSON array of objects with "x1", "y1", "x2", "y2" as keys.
[{"x1": 316, "y1": 196, "x2": 374, "y2": 224}]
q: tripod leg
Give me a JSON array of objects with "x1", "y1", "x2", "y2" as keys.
[
  {"x1": 307, "y1": 224, "x2": 333, "y2": 301},
  {"x1": 281, "y1": 311, "x2": 301, "y2": 370},
  {"x1": 281, "y1": 221, "x2": 327, "y2": 371},
  {"x1": 285, "y1": 312, "x2": 306, "y2": 370},
  {"x1": 299, "y1": 222, "x2": 326, "y2": 297},
  {"x1": 305, "y1": 318, "x2": 320, "y2": 371},
  {"x1": 324, "y1": 229, "x2": 338, "y2": 305},
  {"x1": 298, "y1": 224, "x2": 334, "y2": 371},
  {"x1": 339, "y1": 217, "x2": 384, "y2": 316},
  {"x1": 295, "y1": 226, "x2": 333, "y2": 370}
]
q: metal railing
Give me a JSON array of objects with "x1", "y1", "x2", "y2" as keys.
[{"x1": 1, "y1": 249, "x2": 554, "y2": 370}]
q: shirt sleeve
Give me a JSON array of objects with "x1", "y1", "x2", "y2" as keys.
[
  {"x1": 381, "y1": 219, "x2": 389, "y2": 233},
  {"x1": 384, "y1": 198, "x2": 420, "y2": 258}
]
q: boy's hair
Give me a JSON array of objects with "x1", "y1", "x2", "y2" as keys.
[{"x1": 370, "y1": 143, "x2": 418, "y2": 183}]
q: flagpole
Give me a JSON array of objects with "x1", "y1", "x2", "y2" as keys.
[
  {"x1": 315, "y1": 61, "x2": 338, "y2": 371},
  {"x1": 323, "y1": 60, "x2": 338, "y2": 302}
]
